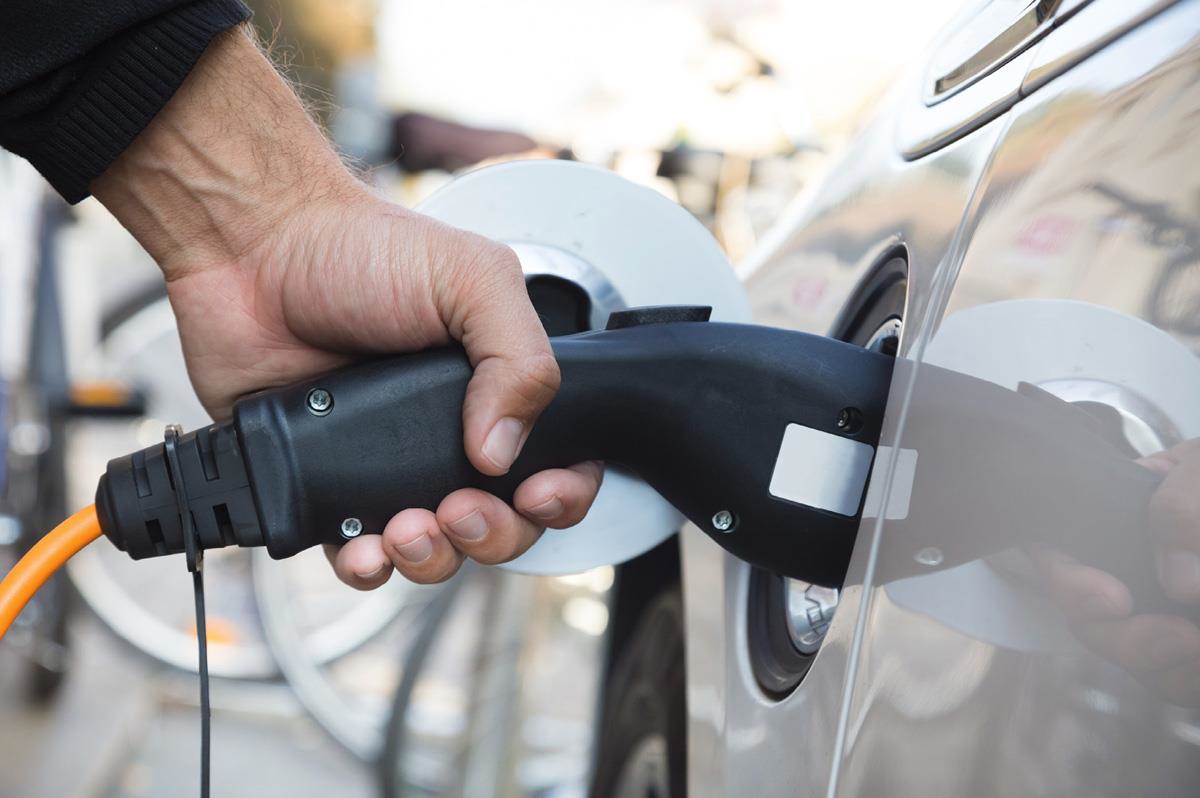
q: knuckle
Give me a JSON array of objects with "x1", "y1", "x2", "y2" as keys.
[
  {"x1": 1151, "y1": 485, "x2": 1200, "y2": 540},
  {"x1": 426, "y1": 224, "x2": 519, "y2": 291},
  {"x1": 488, "y1": 241, "x2": 523, "y2": 274},
  {"x1": 511, "y1": 351, "x2": 562, "y2": 399},
  {"x1": 457, "y1": 236, "x2": 522, "y2": 284}
]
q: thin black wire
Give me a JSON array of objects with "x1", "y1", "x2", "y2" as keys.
[
  {"x1": 193, "y1": 567, "x2": 210, "y2": 798},
  {"x1": 164, "y1": 424, "x2": 209, "y2": 797}
]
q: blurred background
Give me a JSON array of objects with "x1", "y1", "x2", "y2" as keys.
[{"x1": 0, "y1": 1, "x2": 962, "y2": 796}]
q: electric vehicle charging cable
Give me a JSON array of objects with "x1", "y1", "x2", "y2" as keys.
[
  {"x1": 0, "y1": 502, "x2": 216, "y2": 797},
  {"x1": 0, "y1": 505, "x2": 101, "y2": 637}
]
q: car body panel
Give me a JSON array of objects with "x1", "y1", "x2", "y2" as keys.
[
  {"x1": 690, "y1": 1, "x2": 1200, "y2": 795},
  {"x1": 684, "y1": 36, "x2": 1003, "y2": 798},
  {"x1": 837, "y1": 5, "x2": 1200, "y2": 796}
]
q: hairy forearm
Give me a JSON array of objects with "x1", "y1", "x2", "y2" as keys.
[{"x1": 92, "y1": 28, "x2": 358, "y2": 279}]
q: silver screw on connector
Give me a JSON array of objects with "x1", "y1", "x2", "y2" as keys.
[
  {"x1": 711, "y1": 510, "x2": 736, "y2": 533},
  {"x1": 341, "y1": 517, "x2": 363, "y2": 539},
  {"x1": 835, "y1": 407, "x2": 862, "y2": 434},
  {"x1": 306, "y1": 388, "x2": 333, "y2": 416}
]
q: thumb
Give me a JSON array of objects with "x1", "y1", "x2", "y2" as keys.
[{"x1": 436, "y1": 235, "x2": 560, "y2": 476}]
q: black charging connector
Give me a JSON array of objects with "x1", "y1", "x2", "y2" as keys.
[
  {"x1": 93, "y1": 305, "x2": 1190, "y2": 620},
  {"x1": 96, "y1": 309, "x2": 894, "y2": 587}
]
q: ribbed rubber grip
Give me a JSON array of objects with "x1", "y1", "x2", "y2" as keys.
[{"x1": 96, "y1": 422, "x2": 263, "y2": 559}]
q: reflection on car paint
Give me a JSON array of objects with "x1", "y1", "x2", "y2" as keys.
[{"x1": 707, "y1": 2, "x2": 1200, "y2": 796}]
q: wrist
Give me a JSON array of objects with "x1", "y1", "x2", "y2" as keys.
[{"x1": 92, "y1": 28, "x2": 360, "y2": 280}]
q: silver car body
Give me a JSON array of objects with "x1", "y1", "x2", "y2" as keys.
[{"x1": 686, "y1": 0, "x2": 1200, "y2": 794}]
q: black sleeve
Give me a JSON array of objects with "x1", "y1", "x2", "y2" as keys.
[{"x1": 0, "y1": 0, "x2": 251, "y2": 203}]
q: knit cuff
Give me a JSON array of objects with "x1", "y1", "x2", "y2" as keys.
[{"x1": 28, "y1": 0, "x2": 251, "y2": 203}]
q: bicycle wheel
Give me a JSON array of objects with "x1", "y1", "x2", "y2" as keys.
[
  {"x1": 380, "y1": 568, "x2": 612, "y2": 797},
  {"x1": 380, "y1": 568, "x2": 528, "y2": 797},
  {"x1": 252, "y1": 545, "x2": 440, "y2": 760},
  {"x1": 4, "y1": 198, "x2": 80, "y2": 702}
]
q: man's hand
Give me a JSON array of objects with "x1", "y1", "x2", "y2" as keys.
[
  {"x1": 1144, "y1": 438, "x2": 1200, "y2": 603},
  {"x1": 92, "y1": 29, "x2": 602, "y2": 588},
  {"x1": 1033, "y1": 439, "x2": 1200, "y2": 706}
]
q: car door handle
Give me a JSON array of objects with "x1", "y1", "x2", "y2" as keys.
[{"x1": 929, "y1": 0, "x2": 1063, "y2": 101}]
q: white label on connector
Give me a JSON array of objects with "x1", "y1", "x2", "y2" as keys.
[{"x1": 769, "y1": 424, "x2": 875, "y2": 517}]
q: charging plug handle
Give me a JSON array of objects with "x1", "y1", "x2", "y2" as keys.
[{"x1": 96, "y1": 313, "x2": 894, "y2": 586}]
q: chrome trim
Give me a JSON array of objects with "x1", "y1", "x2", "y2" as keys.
[
  {"x1": 899, "y1": 42, "x2": 1037, "y2": 160},
  {"x1": 927, "y1": 0, "x2": 1062, "y2": 104},
  {"x1": 508, "y1": 241, "x2": 627, "y2": 330},
  {"x1": 865, "y1": 317, "x2": 903, "y2": 356},
  {"x1": 785, "y1": 582, "x2": 839, "y2": 656},
  {"x1": 904, "y1": 0, "x2": 1181, "y2": 160}
]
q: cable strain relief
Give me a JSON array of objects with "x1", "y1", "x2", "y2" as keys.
[{"x1": 95, "y1": 421, "x2": 264, "y2": 559}]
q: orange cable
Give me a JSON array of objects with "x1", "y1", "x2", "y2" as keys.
[{"x1": 0, "y1": 505, "x2": 101, "y2": 640}]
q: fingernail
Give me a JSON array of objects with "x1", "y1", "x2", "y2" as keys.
[
  {"x1": 525, "y1": 496, "x2": 563, "y2": 522},
  {"x1": 1151, "y1": 636, "x2": 1200, "y2": 668},
  {"x1": 393, "y1": 535, "x2": 433, "y2": 564},
  {"x1": 355, "y1": 564, "x2": 387, "y2": 580},
  {"x1": 448, "y1": 509, "x2": 488, "y2": 541},
  {"x1": 483, "y1": 417, "x2": 525, "y2": 471},
  {"x1": 1163, "y1": 549, "x2": 1200, "y2": 598}
]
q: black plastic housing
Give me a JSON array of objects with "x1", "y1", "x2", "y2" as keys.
[
  {"x1": 236, "y1": 319, "x2": 892, "y2": 585},
  {"x1": 92, "y1": 311, "x2": 1184, "y2": 614},
  {"x1": 97, "y1": 317, "x2": 894, "y2": 586}
]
